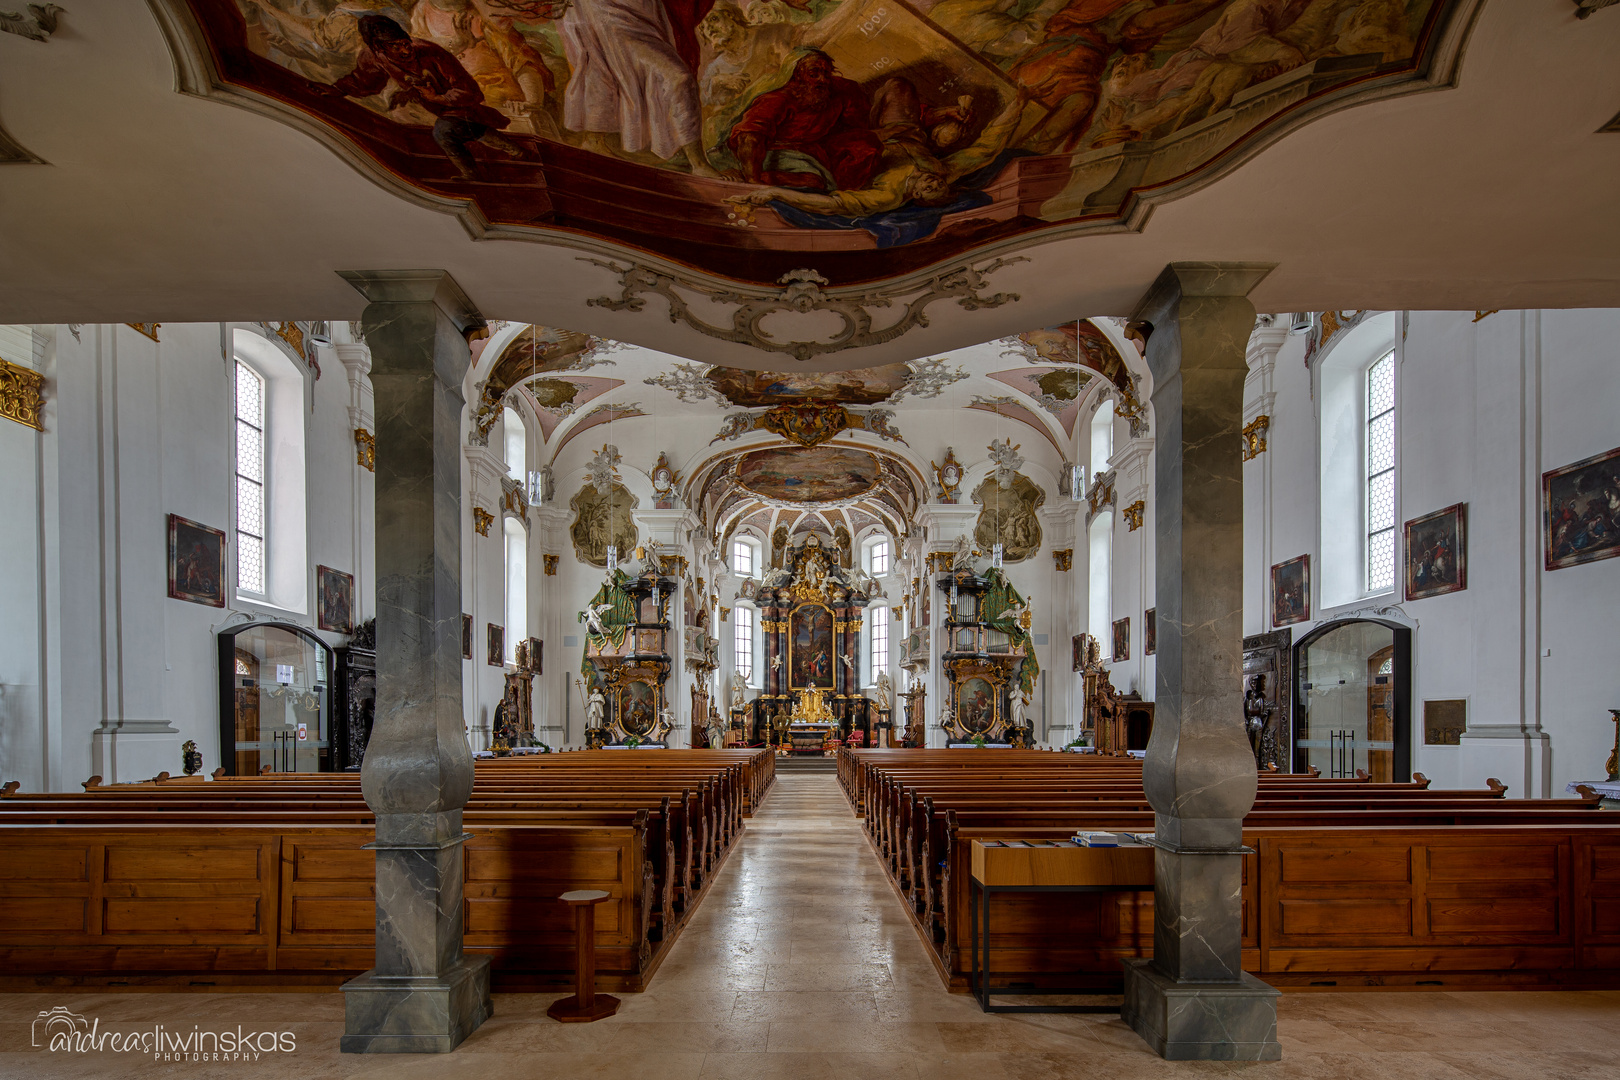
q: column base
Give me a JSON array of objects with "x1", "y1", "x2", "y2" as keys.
[
  {"x1": 1120, "y1": 958, "x2": 1281, "y2": 1061},
  {"x1": 340, "y1": 955, "x2": 492, "y2": 1053}
]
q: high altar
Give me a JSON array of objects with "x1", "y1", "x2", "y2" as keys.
[{"x1": 748, "y1": 536, "x2": 877, "y2": 749}]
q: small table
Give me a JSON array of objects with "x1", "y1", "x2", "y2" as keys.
[
  {"x1": 969, "y1": 839, "x2": 1155, "y2": 1014},
  {"x1": 546, "y1": 890, "x2": 621, "y2": 1022}
]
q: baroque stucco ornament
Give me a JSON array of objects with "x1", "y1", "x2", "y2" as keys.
[
  {"x1": 0, "y1": 3, "x2": 61, "y2": 42},
  {"x1": 583, "y1": 259, "x2": 1026, "y2": 363}
]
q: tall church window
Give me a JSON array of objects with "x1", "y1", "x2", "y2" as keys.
[
  {"x1": 870, "y1": 605, "x2": 890, "y2": 676},
  {"x1": 503, "y1": 407, "x2": 526, "y2": 481},
  {"x1": 1318, "y1": 313, "x2": 1399, "y2": 609},
  {"x1": 504, "y1": 517, "x2": 526, "y2": 665},
  {"x1": 1365, "y1": 351, "x2": 1396, "y2": 594},
  {"x1": 734, "y1": 605, "x2": 755, "y2": 684},
  {"x1": 869, "y1": 539, "x2": 890, "y2": 575},
  {"x1": 1088, "y1": 401, "x2": 1115, "y2": 656},
  {"x1": 234, "y1": 360, "x2": 267, "y2": 596},
  {"x1": 733, "y1": 538, "x2": 754, "y2": 577}
]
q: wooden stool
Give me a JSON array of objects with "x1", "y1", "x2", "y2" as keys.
[{"x1": 546, "y1": 890, "x2": 621, "y2": 1023}]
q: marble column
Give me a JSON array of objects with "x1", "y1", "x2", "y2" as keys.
[
  {"x1": 337, "y1": 271, "x2": 492, "y2": 1053},
  {"x1": 1119, "y1": 263, "x2": 1281, "y2": 1061}
]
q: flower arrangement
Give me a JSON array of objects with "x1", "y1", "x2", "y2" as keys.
[{"x1": 625, "y1": 734, "x2": 643, "y2": 749}]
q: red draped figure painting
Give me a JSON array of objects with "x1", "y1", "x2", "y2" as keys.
[{"x1": 727, "y1": 50, "x2": 883, "y2": 192}]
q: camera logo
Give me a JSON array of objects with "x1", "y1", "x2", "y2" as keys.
[{"x1": 32, "y1": 1007, "x2": 88, "y2": 1048}]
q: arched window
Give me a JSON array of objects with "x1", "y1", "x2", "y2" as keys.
[
  {"x1": 504, "y1": 517, "x2": 527, "y2": 665},
  {"x1": 734, "y1": 605, "x2": 756, "y2": 684},
  {"x1": 503, "y1": 406, "x2": 526, "y2": 481},
  {"x1": 1089, "y1": 513, "x2": 1112, "y2": 656},
  {"x1": 1091, "y1": 399, "x2": 1115, "y2": 477},
  {"x1": 1088, "y1": 401, "x2": 1115, "y2": 655},
  {"x1": 864, "y1": 536, "x2": 891, "y2": 575},
  {"x1": 869, "y1": 605, "x2": 890, "y2": 680},
  {"x1": 1319, "y1": 314, "x2": 1399, "y2": 607},
  {"x1": 732, "y1": 534, "x2": 762, "y2": 578},
  {"x1": 232, "y1": 329, "x2": 307, "y2": 612}
]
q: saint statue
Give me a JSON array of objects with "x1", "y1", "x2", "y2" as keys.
[
  {"x1": 585, "y1": 686, "x2": 606, "y2": 730},
  {"x1": 730, "y1": 670, "x2": 747, "y2": 710},
  {"x1": 876, "y1": 670, "x2": 894, "y2": 713},
  {"x1": 1243, "y1": 674, "x2": 1277, "y2": 770}
]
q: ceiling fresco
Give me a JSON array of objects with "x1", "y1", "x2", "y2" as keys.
[
  {"x1": 180, "y1": 0, "x2": 1462, "y2": 288},
  {"x1": 736, "y1": 445, "x2": 882, "y2": 502},
  {"x1": 706, "y1": 364, "x2": 912, "y2": 407}
]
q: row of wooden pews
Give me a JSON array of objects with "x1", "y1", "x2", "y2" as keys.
[
  {"x1": 0, "y1": 749, "x2": 773, "y2": 991},
  {"x1": 839, "y1": 749, "x2": 1620, "y2": 993}
]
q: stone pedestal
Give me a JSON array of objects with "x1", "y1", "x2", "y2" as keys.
[
  {"x1": 337, "y1": 270, "x2": 492, "y2": 1053},
  {"x1": 1121, "y1": 263, "x2": 1280, "y2": 1061}
]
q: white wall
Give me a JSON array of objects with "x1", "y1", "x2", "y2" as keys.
[
  {"x1": 0, "y1": 323, "x2": 373, "y2": 789},
  {"x1": 1242, "y1": 310, "x2": 1619, "y2": 797}
]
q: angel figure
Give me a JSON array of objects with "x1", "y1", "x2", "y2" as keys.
[{"x1": 579, "y1": 601, "x2": 614, "y2": 639}]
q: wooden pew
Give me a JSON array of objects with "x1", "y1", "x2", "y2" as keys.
[
  {"x1": 0, "y1": 749, "x2": 776, "y2": 991},
  {"x1": 842, "y1": 749, "x2": 1620, "y2": 994}
]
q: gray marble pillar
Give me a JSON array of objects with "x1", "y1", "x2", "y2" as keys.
[
  {"x1": 1120, "y1": 263, "x2": 1282, "y2": 1061},
  {"x1": 337, "y1": 270, "x2": 492, "y2": 1053}
]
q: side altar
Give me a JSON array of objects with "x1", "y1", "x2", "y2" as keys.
[
  {"x1": 936, "y1": 560, "x2": 1040, "y2": 747},
  {"x1": 577, "y1": 554, "x2": 679, "y2": 747}
]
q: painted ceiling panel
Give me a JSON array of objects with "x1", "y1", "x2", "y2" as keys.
[{"x1": 177, "y1": 0, "x2": 1465, "y2": 288}]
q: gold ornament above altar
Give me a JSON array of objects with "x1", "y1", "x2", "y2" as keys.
[
  {"x1": 792, "y1": 687, "x2": 835, "y2": 723},
  {"x1": 787, "y1": 539, "x2": 834, "y2": 605}
]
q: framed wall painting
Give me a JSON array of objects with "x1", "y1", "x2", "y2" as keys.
[
  {"x1": 316, "y1": 565, "x2": 355, "y2": 633},
  {"x1": 1543, "y1": 446, "x2": 1620, "y2": 571},
  {"x1": 1271, "y1": 555, "x2": 1310, "y2": 628},
  {"x1": 167, "y1": 513, "x2": 226, "y2": 607},
  {"x1": 462, "y1": 614, "x2": 473, "y2": 660},
  {"x1": 487, "y1": 624, "x2": 504, "y2": 667},
  {"x1": 1112, "y1": 617, "x2": 1130, "y2": 662},
  {"x1": 1144, "y1": 609, "x2": 1156, "y2": 656},
  {"x1": 1072, "y1": 634, "x2": 1084, "y2": 672},
  {"x1": 1404, "y1": 503, "x2": 1466, "y2": 600},
  {"x1": 789, "y1": 603, "x2": 835, "y2": 690}
]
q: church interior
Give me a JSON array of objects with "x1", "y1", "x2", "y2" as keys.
[{"x1": 0, "y1": 0, "x2": 1617, "y2": 1075}]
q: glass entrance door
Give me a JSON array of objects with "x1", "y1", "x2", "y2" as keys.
[
  {"x1": 1295, "y1": 620, "x2": 1408, "y2": 781},
  {"x1": 221, "y1": 623, "x2": 332, "y2": 774}
]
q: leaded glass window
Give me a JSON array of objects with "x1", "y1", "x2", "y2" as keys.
[
  {"x1": 235, "y1": 361, "x2": 266, "y2": 595},
  {"x1": 870, "y1": 605, "x2": 890, "y2": 673},
  {"x1": 734, "y1": 606, "x2": 754, "y2": 683},
  {"x1": 1366, "y1": 351, "x2": 1395, "y2": 594}
]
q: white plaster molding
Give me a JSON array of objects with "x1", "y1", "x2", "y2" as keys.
[
  {"x1": 463, "y1": 444, "x2": 508, "y2": 504},
  {"x1": 335, "y1": 342, "x2": 374, "y2": 430}
]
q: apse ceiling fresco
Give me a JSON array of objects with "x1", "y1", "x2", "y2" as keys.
[{"x1": 175, "y1": 0, "x2": 1467, "y2": 287}]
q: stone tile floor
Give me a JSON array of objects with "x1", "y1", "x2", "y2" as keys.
[{"x1": 1, "y1": 774, "x2": 1615, "y2": 1078}]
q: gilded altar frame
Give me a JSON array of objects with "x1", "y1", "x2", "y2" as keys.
[
  {"x1": 945, "y1": 658, "x2": 1009, "y2": 742},
  {"x1": 605, "y1": 662, "x2": 671, "y2": 745}
]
